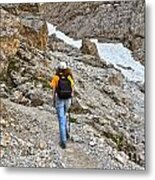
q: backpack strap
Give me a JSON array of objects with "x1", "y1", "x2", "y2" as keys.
[{"x1": 58, "y1": 72, "x2": 69, "y2": 80}]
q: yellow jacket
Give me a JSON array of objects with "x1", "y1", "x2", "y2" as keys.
[{"x1": 50, "y1": 75, "x2": 74, "y2": 90}]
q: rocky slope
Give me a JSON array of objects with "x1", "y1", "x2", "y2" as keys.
[
  {"x1": 43, "y1": 0, "x2": 145, "y2": 65},
  {"x1": 0, "y1": 3, "x2": 144, "y2": 169}
]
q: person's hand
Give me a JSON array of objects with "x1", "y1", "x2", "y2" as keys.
[
  {"x1": 53, "y1": 99, "x2": 56, "y2": 108},
  {"x1": 71, "y1": 90, "x2": 74, "y2": 97},
  {"x1": 53, "y1": 90, "x2": 56, "y2": 108}
]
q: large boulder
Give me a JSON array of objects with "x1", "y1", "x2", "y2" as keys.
[
  {"x1": 48, "y1": 34, "x2": 73, "y2": 53},
  {"x1": 131, "y1": 37, "x2": 145, "y2": 65},
  {"x1": 80, "y1": 38, "x2": 100, "y2": 59},
  {"x1": 107, "y1": 72, "x2": 124, "y2": 87}
]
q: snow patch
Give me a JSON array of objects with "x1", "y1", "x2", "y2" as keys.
[
  {"x1": 47, "y1": 22, "x2": 81, "y2": 49},
  {"x1": 96, "y1": 43, "x2": 144, "y2": 82},
  {"x1": 47, "y1": 22, "x2": 144, "y2": 83}
]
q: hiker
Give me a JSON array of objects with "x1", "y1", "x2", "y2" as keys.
[{"x1": 50, "y1": 62, "x2": 74, "y2": 149}]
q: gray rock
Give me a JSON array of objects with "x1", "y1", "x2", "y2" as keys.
[
  {"x1": 89, "y1": 140, "x2": 97, "y2": 147},
  {"x1": 44, "y1": 1, "x2": 144, "y2": 64},
  {"x1": 0, "y1": 3, "x2": 144, "y2": 169},
  {"x1": 114, "y1": 151, "x2": 129, "y2": 164},
  {"x1": 80, "y1": 38, "x2": 100, "y2": 59},
  {"x1": 38, "y1": 140, "x2": 47, "y2": 150}
]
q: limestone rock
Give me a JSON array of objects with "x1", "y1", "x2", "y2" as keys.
[
  {"x1": 89, "y1": 140, "x2": 96, "y2": 147},
  {"x1": 107, "y1": 72, "x2": 124, "y2": 87},
  {"x1": 0, "y1": 3, "x2": 144, "y2": 169},
  {"x1": 44, "y1": 1, "x2": 145, "y2": 64},
  {"x1": 80, "y1": 38, "x2": 99, "y2": 59},
  {"x1": 74, "y1": 54, "x2": 106, "y2": 68},
  {"x1": 0, "y1": 132, "x2": 11, "y2": 147},
  {"x1": 20, "y1": 15, "x2": 48, "y2": 50},
  {"x1": 114, "y1": 151, "x2": 129, "y2": 164},
  {"x1": 48, "y1": 34, "x2": 73, "y2": 53},
  {"x1": 70, "y1": 98, "x2": 90, "y2": 114},
  {"x1": 0, "y1": 83, "x2": 9, "y2": 98},
  {"x1": 1, "y1": 3, "x2": 43, "y2": 15},
  {"x1": 0, "y1": 8, "x2": 20, "y2": 59},
  {"x1": 18, "y1": 3, "x2": 43, "y2": 13},
  {"x1": 39, "y1": 140, "x2": 47, "y2": 150},
  {"x1": 31, "y1": 97, "x2": 44, "y2": 107},
  {"x1": 0, "y1": 119, "x2": 7, "y2": 128},
  {"x1": 0, "y1": 148, "x2": 5, "y2": 158}
]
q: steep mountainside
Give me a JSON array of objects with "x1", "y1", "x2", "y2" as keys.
[
  {"x1": 0, "y1": 3, "x2": 144, "y2": 169},
  {"x1": 43, "y1": 0, "x2": 145, "y2": 65}
]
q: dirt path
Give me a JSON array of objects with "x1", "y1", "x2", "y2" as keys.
[{"x1": 2, "y1": 99, "x2": 100, "y2": 168}]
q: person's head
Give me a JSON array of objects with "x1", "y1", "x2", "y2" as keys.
[
  {"x1": 56, "y1": 61, "x2": 73, "y2": 79},
  {"x1": 58, "y1": 61, "x2": 67, "y2": 70}
]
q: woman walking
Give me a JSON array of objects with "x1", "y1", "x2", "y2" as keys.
[{"x1": 50, "y1": 62, "x2": 74, "y2": 149}]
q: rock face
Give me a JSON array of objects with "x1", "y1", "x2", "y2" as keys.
[
  {"x1": 80, "y1": 38, "x2": 99, "y2": 59},
  {"x1": 0, "y1": 8, "x2": 21, "y2": 59},
  {"x1": 0, "y1": 3, "x2": 145, "y2": 170},
  {"x1": 0, "y1": 5, "x2": 48, "y2": 83},
  {"x1": 0, "y1": 8, "x2": 21, "y2": 82},
  {"x1": 107, "y1": 73, "x2": 124, "y2": 87},
  {"x1": 43, "y1": 0, "x2": 145, "y2": 65},
  {"x1": 20, "y1": 15, "x2": 48, "y2": 50},
  {"x1": 1, "y1": 3, "x2": 43, "y2": 15},
  {"x1": 18, "y1": 3, "x2": 42, "y2": 13},
  {"x1": 1, "y1": 4, "x2": 48, "y2": 51}
]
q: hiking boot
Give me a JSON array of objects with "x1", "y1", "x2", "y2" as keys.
[
  {"x1": 66, "y1": 132, "x2": 70, "y2": 140},
  {"x1": 60, "y1": 142, "x2": 66, "y2": 149}
]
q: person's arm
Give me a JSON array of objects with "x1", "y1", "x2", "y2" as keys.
[
  {"x1": 71, "y1": 86, "x2": 74, "y2": 97},
  {"x1": 50, "y1": 75, "x2": 58, "y2": 107},
  {"x1": 68, "y1": 75, "x2": 74, "y2": 97},
  {"x1": 53, "y1": 87, "x2": 56, "y2": 107}
]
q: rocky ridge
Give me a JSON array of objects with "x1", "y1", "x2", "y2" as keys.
[
  {"x1": 0, "y1": 3, "x2": 144, "y2": 169},
  {"x1": 43, "y1": 0, "x2": 145, "y2": 65}
]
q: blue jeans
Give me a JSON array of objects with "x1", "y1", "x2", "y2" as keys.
[{"x1": 56, "y1": 96, "x2": 71, "y2": 144}]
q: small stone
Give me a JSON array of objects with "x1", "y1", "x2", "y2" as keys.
[
  {"x1": 94, "y1": 132, "x2": 101, "y2": 138},
  {"x1": 89, "y1": 140, "x2": 96, "y2": 147},
  {"x1": 0, "y1": 132, "x2": 11, "y2": 147},
  {"x1": 11, "y1": 123, "x2": 16, "y2": 128},
  {"x1": 39, "y1": 140, "x2": 47, "y2": 150},
  {"x1": 0, "y1": 147, "x2": 5, "y2": 158},
  {"x1": 99, "y1": 138, "x2": 105, "y2": 144},
  {"x1": 0, "y1": 119, "x2": 7, "y2": 126},
  {"x1": 31, "y1": 97, "x2": 44, "y2": 107},
  {"x1": 38, "y1": 106, "x2": 44, "y2": 110},
  {"x1": 11, "y1": 138, "x2": 19, "y2": 146},
  {"x1": 99, "y1": 143, "x2": 104, "y2": 148},
  {"x1": 115, "y1": 151, "x2": 129, "y2": 164},
  {"x1": 15, "y1": 125, "x2": 20, "y2": 131},
  {"x1": 36, "y1": 83, "x2": 43, "y2": 88},
  {"x1": 14, "y1": 91, "x2": 23, "y2": 100},
  {"x1": 71, "y1": 135, "x2": 83, "y2": 143},
  {"x1": 52, "y1": 162, "x2": 57, "y2": 168},
  {"x1": 10, "y1": 118, "x2": 15, "y2": 122}
]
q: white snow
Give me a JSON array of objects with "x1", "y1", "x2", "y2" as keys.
[
  {"x1": 47, "y1": 22, "x2": 144, "y2": 83},
  {"x1": 96, "y1": 43, "x2": 144, "y2": 83},
  {"x1": 47, "y1": 22, "x2": 82, "y2": 49}
]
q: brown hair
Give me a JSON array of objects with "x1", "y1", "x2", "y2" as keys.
[{"x1": 56, "y1": 68, "x2": 74, "y2": 80}]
